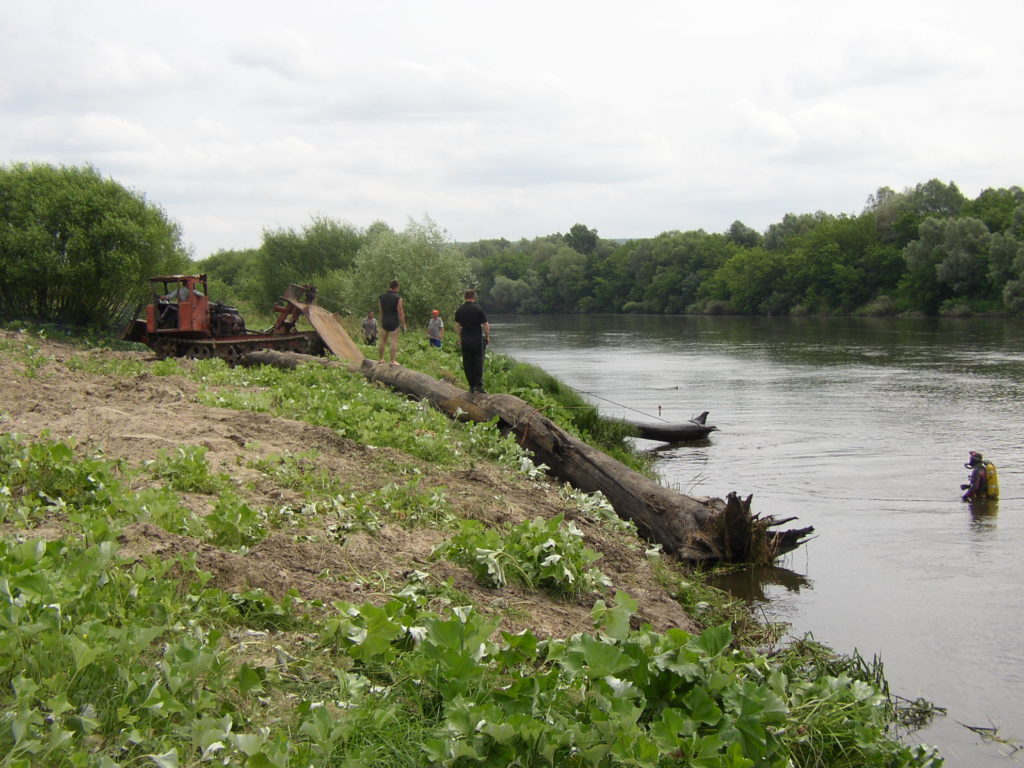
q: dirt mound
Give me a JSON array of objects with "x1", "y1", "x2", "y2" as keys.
[{"x1": 0, "y1": 331, "x2": 696, "y2": 637}]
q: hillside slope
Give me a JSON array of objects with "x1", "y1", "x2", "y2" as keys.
[{"x1": 0, "y1": 330, "x2": 696, "y2": 637}]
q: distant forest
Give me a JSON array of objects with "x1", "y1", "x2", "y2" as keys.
[
  {"x1": 8, "y1": 165, "x2": 1019, "y2": 329},
  {"x1": 198, "y1": 179, "x2": 1024, "y2": 319}
]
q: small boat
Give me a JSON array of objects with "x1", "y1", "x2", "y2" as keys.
[{"x1": 619, "y1": 410, "x2": 719, "y2": 443}]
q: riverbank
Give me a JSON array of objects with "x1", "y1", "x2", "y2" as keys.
[{"x1": 0, "y1": 327, "x2": 941, "y2": 767}]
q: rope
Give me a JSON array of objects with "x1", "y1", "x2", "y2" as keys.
[
  {"x1": 512, "y1": 405, "x2": 545, "y2": 447},
  {"x1": 575, "y1": 390, "x2": 670, "y2": 423}
]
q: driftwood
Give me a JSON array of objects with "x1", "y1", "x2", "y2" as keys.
[
  {"x1": 621, "y1": 411, "x2": 719, "y2": 443},
  {"x1": 242, "y1": 349, "x2": 813, "y2": 564}
]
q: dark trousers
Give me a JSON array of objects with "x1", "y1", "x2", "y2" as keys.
[{"x1": 461, "y1": 336, "x2": 485, "y2": 389}]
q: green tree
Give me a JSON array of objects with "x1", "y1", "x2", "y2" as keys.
[
  {"x1": 933, "y1": 217, "x2": 991, "y2": 298},
  {"x1": 869, "y1": 179, "x2": 966, "y2": 247},
  {"x1": 962, "y1": 186, "x2": 1024, "y2": 234},
  {"x1": 254, "y1": 216, "x2": 365, "y2": 309},
  {"x1": 345, "y1": 217, "x2": 471, "y2": 324},
  {"x1": 1013, "y1": 205, "x2": 1024, "y2": 240},
  {"x1": 782, "y1": 213, "x2": 899, "y2": 312},
  {"x1": 632, "y1": 231, "x2": 735, "y2": 313},
  {"x1": 489, "y1": 275, "x2": 535, "y2": 313},
  {"x1": 587, "y1": 242, "x2": 636, "y2": 311},
  {"x1": 725, "y1": 220, "x2": 762, "y2": 248},
  {"x1": 986, "y1": 232, "x2": 1022, "y2": 288},
  {"x1": 899, "y1": 218, "x2": 953, "y2": 312},
  {"x1": 0, "y1": 162, "x2": 189, "y2": 326},
  {"x1": 564, "y1": 223, "x2": 599, "y2": 255},
  {"x1": 468, "y1": 239, "x2": 527, "y2": 305},
  {"x1": 545, "y1": 246, "x2": 588, "y2": 310},
  {"x1": 197, "y1": 247, "x2": 260, "y2": 287},
  {"x1": 699, "y1": 247, "x2": 788, "y2": 314},
  {"x1": 1002, "y1": 279, "x2": 1024, "y2": 313},
  {"x1": 764, "y1": 212, "x2": 833, "y2": 251},
  {"x1": 194, "y1": 247, "x2": 261, "y2": 309},
  {"x1": 911, "y1": 179, "x2": 966, "y2": 217}
]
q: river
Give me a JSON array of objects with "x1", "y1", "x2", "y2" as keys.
[{"x1": 490, "y1": 314, "x2": 1024, "y2": 767}]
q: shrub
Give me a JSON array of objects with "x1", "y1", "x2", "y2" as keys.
[{"x1": 0, "y1": 163, "x2": 189, "y2": 326}]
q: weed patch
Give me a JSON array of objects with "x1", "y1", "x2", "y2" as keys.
[{"x1": 433, "y1": 515, "x2": 612, "y2": 598}]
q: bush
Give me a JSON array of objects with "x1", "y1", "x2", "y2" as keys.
[
  {"x1": 859, "y1": 294, "x2": 898, "y2": 316},
  {"x1": 938, "y1": 299, "x2": 972, "y2": 317},
  {"x1": 344, "y1": 217, "x2": 472, "y2": 327},
  {"x1": 0, "y1": 163, "x2": 189, "y2": 327}
]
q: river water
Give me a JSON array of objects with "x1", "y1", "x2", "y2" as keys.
[{"x1": 491, "y1": 314, "x2": 1024, "y2": 767}]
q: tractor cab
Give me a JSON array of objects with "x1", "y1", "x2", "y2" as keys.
[{"x1": 148, "y1": 275, "x2": 210, "y2": 333}]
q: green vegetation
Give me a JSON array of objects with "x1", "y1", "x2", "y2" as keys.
[
  {"x1": 0, "y1": 329, "x2": 942, "y2": 766},
  {"x1": 4, "y1": 165, "x2": 1022, "y2": 330},
  {"x1": 433, "y1": 515, "x2": 611, "y2": 597},
  {"x1": 464, "y1": 181, "x2": 1024, "y2": 317},
  {"x1": 200, "y1": 216, "x2": 469, "y2": 326},
  {"x1": 395, "y1": 336, "x2": 646, "y2": 472},
  {"x1": 0, "y1": 163, "x2": 189, "y2": 326},
  {"x1": 197, "y1": 179, "x2": 1023, "y2": 319}
]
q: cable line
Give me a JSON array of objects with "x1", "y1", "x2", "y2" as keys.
[{"x1": 575, "y1": 390, "x2": 670, "y2": 422}]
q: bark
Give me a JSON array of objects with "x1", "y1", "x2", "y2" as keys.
[{"x1": 242, "y1": 350, "x2": 814, "y2": 564}]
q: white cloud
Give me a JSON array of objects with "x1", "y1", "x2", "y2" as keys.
[
  {"x1": 1, "y1": 0, "x2": 1022, "y2": 255},
  {"x1": 70, "y1": 113, "x2": 161, "y2": 152},
  {"x1": 229, "y1": 28, "x2": 317, "y2": 80}
]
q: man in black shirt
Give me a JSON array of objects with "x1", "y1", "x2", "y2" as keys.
[
  {"x1": 377, "y1": 280, "x2": 406, "y2": 365},
  {"x1": 454, "y1": 290, "x2": 490, "y2": 393}
]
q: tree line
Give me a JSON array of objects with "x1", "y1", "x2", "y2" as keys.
[
  {"x1": 466, "y1": 181, "x2": 1024, "y2": 317},
  {"x1": 3, "y1": 163, "x2": 1023, "y2": 328}
]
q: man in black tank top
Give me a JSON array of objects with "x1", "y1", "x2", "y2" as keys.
[{"x1": 378, "y1": 280, "x2": 406, "y2": 365}]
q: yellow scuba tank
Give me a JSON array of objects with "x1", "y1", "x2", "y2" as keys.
[{"x1": 984, "y1": 460, "x2": 999, "y2": 499}]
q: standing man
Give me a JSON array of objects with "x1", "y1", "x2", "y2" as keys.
[
  {"x1": 454, "y1": 289, "x2": 490, "y2": 393},
  {"x1": 362, "y1": 310, "x2": 378, "y2": 346},
  {"x1": 427, "y1": 310, "x2": 444, "y2": 348},
  {"x1": 377, "y1": 280, "x2": 406, "y2": 365}
]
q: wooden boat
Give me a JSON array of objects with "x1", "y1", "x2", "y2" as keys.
[{"x1": 620, "y1": 410, "x2": 718, "y2": 443}]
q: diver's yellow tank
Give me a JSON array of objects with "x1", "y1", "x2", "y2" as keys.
[{"x1": 985, "y1": 461, "x2": 1000, "y2": 498}]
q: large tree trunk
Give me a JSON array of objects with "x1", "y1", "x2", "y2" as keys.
[{"x1": 243, "y1": 350, "x2": 813, "y2": 564}]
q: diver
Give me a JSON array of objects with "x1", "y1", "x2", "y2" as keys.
[{"x1": 961, "y1": 451, "x2": 999, "y2": 501}]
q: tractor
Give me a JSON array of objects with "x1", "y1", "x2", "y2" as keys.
[{"x1": 123, "y1": 275, "x2": 326, "y2": 363}]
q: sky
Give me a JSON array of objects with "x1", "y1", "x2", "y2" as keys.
[{"x1": 3, "y1": 0, "x2": 1022, "y2": 259}]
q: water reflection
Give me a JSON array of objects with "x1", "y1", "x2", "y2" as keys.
[
  {"x1": 645, "y1": 437, "x2": 714, "y2": 453},
  {"x1": 967, "y1": 498, "x2": 999, "y2": 532},
  {"x1": 708, "y1": 565, "x2": 813, "y2": 604},
  {"x1": 494, "y1": 314, "x2": 1024, "y2": 382}
]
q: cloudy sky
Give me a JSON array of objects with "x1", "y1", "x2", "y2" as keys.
[{"x1": 3, "y1": 0, "x2": 1022, "y2": 258}]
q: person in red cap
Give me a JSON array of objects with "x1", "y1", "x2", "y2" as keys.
[{"x1": 426, "y1": 309, "x2": 444, "y2": 348}]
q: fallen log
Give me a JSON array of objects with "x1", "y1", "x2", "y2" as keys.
[
  {"x1": 242, "y1": 350, "x2": 813, "y2": 564},
  {"x1": 620, "y1": 410, "x2": 719, "y2": 443}
]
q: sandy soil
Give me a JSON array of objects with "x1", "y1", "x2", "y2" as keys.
[{"x1": 0, "y1": 331, "x2": 697, "y2": 637}]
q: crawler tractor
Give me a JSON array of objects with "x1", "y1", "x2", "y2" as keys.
[{"x1": 123, "y1": 275, "x2": 327, "y2": 363}]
